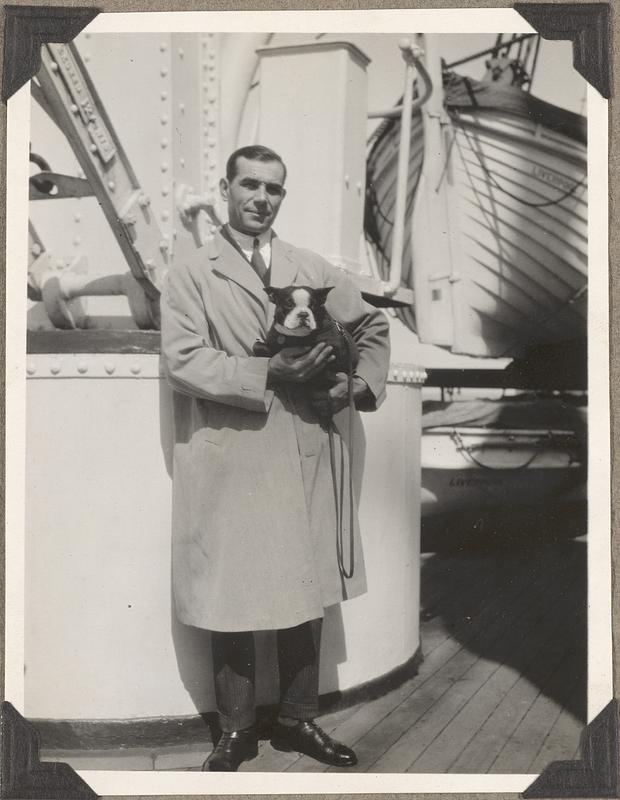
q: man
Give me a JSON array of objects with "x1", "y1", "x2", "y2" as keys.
[{"x1": 161, "y1": 145, "x2": 390, "y2": 771}]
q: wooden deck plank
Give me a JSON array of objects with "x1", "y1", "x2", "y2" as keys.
[
  {"x1": 372, "y1": 658, "x2": 502, "y2": 772},
  {"x1": 409, "y1": 604, "x2": 576, "y2": 772},
  {"x1": 331, "y1": 543, "x2": 560, "y2": 773},
  {"x1": 492, "y1": 657, "x2": 584, "y2": 773},
  {"x1": 451, "y1": 633, "x2": 577, "y2": 773},
  {"x1": 528, "y1": 703, "x2": 583, "y2": 773},
  {"x1": 410, "y1": 564, "x2": 582, "y2": 773},
  {"x1": 447, "y1": 544, "x2": 584, "y2": 773}
]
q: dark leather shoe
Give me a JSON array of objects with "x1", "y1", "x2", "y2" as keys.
[
  {"x1": 272, "y1": 720, "x2": 357, "y2": 767},
  {"x1": 202, "y1": 728, "x2": 258, "y2": 771}
]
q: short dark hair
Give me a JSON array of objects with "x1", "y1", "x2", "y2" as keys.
[{"x1": 226, "y1": 145, "x2": 287, "y2": 183}]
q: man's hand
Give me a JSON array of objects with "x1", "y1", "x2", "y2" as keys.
[
  {"x1": 309, "y1": 373, "x2": 369, "y2": 417},
  {"x1": 267, "y1": 343, "x2": 335, "y2": 385}
]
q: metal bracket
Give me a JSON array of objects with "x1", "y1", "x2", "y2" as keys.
[{"x1": 29, "y1": 171, "x2": 93, "y2": 200}]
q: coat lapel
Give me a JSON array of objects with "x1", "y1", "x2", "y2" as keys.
[
  {"x1": 208, "y1": 230, "x2": 301, "y2": 324},
  {"x1": 269, "y1": 236, "x2": 300, "y2": 289},
  {"x1": 208, "y1": 230, "x2": 266, "y2": 304}
]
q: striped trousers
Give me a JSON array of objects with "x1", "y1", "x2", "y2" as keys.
[{"x1": 211, "y1": 618, "x2": 322, "y2": 732}]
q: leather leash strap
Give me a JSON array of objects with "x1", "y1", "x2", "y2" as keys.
[{"x1": 328, "y1": 323, "x2": 355, "y2": 580}]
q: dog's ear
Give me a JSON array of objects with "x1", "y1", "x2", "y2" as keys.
[
  {"x1": 264, "y1": 286, "x2": 280, "y2": 304},
  {"x1": 314, "y1": 286, "x2": 334, "y2": 306}
]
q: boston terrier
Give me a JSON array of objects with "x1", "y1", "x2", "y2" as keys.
[{"x1": 253, "y1": 285, "x2": 359, "y2": 376}]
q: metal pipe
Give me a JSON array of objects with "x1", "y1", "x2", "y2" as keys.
[
  {"x1": 367, "y1": 53, "x2": 433, "y2": 119},
  {"x1": 381, "y1": 38, "x2": 419, "y2": 297}
]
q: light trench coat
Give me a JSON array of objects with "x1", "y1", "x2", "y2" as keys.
[{"x1": 161, "y1": 230, "x2": 390, "y2": 632}]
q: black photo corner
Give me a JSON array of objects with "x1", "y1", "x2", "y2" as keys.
[{"x1": 1, "y1": 1, "x2": 614, "y2": 797}]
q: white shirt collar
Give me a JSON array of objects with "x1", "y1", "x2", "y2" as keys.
[{"x1": 226, "y1": 225, "x2": 272, "y2": 253}]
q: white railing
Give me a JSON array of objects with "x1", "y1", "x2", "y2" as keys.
[{"x1": 367, "y1": 39, "x2": 433, "y2": 297}]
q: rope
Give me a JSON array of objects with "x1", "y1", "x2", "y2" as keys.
[
  {"x1": 454, "y1": 114, "x2": 587, "y2": 209},
  {"x1": 451, "y1": 429, "x2": 542, "y2": 471}
]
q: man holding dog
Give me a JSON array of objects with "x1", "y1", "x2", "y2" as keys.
[{"x1": 161, "y1": 145, "x2": 390, "y2": 771}]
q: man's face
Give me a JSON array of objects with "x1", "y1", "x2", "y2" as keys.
[{"x1": 220, "y1": 156, "x2": 286, "y2": 236}]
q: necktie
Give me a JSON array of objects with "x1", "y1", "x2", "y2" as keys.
[{"x1": 251, "y1": 238, "x2": 269, "y2": 283}]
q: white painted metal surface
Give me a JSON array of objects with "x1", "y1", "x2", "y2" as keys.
[
  {"x1": 24, "y1": 33, "x2": 426, "y2": 721},
  {"x1": 25, "y1": 349, "x2": 423, "y2": 719},
  {"x1": 257, "y1": 42, "x2": 370, "y2": 276}
]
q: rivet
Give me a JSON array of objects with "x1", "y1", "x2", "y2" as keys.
[
  {"x1": 130, "y1": 363, "x2": 141, "y2": 375},
  {"x1": 160, "y1": 68, "x2": 168, "y2": 78},
  {"x1": 73, "y1": 236, "x2": 82, "y2": 246},
  {"x1": 202, "y1": 82, "x2": 209, "y2": 91},
  {"x1": 138, "y1": 194, "x2": 150, "y2": 209},
  {"x1": 50, "y1": 62, "x2": 59, "y2": 72},
  {"x1": 70, "y1": 104, "x2": 79, "y2": 114},
  {"x1": 77, "y1": 361, "x2": 88, "y2": 374},
  {"x1": 161, "y1": 115, "x2": 169, "y2": 125},
  {"x1": 161, "y1": 139, "x2": 169, "y2": 149},
  {"x1": 90, "y1": 144, "x2": 97, "y2": 153},
  {"x1": 161, "y1": 91, "x2": 168, "y2": 101},
  {"x1": 178, "y1": 48, "x2": 184, "y2": 58},
  {"x1": 159, "y1": 239, "x2": 169, "y2": 252},
  {"x1": 160, "y1": 42, "x2": 167, "y2": 52},
  {"x1": 161, "y1": 163, "x2": 169, "y2": 172},
  {"x1": 108, "y1": 181, "x2": 116, "y2": 192},
  {"x1": 31, "y1": 243, "x2": 42, "y2": 257},
  {"x1": 50, "y1": 360, "x2": 61, "y2": 375},
  {"x1": 74, "y1": 213, "x2": 82, "y2": 223},
  {"x1": 84, "y1": 54, "x2": 90, "y2": 63},
  {"x1": 26, "y1": 362, "x2": 36, "y2": 376},
  {"x1": 161, "y1": 186, "x2": 169, "y2": 196},
  {"x1": 85, "y1": 33, "x2": 91, "y2": 39},
  {"x1": 179, "y1": 158, "x2": 185, "y2": 168},
  {"x1": 161, "y1": 210, "x2": 170, "y2": 221},
  {"x1": 179, "y1": 102, "x2": 185, "y2": 113},
  {"x1": 104, "y1": 362, "x2": 115, "y2": 375}
]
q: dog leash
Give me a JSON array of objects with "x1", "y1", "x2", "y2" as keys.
[{"x1": 327, "y1": 322, "x2": 356, "y2": 580}]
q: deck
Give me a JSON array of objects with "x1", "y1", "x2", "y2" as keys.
[
  {"x1": 240, "y1": 517, "x2": 586, "y2": 774},
  {"x1": 40, "y1": 505, "x2": 587, "y2": 773}
]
